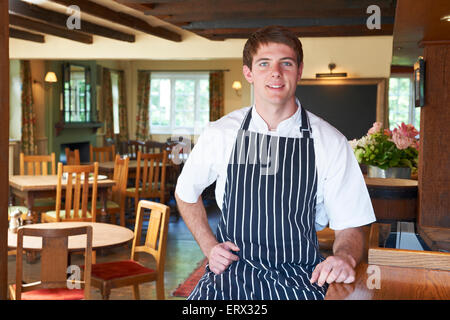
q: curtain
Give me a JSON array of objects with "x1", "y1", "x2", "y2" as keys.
[
  {"x1": 209, "y1": 71, "x2": 224, "y2": 121},
  {"x1": 102, "y1": 67, "x2": 114, "y2": 141},
  {"x1": 20, "y1": 60, "x2": 37, "y2": 155},
  {"x1": 117, "y1": 70, "x2": 129, "y2": 143},
  {"x1": 135, "y1": 71, "x2": 150, "y2": 141}
]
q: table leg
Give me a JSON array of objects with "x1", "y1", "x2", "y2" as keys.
[
  {"x1": 24, "y1": 192, "x2": 35, "y2": 225},
  {"x1": 99, "y1": 189, "x2": 108, "y2": 223}
]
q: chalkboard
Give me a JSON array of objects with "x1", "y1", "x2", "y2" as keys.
[{"x1": 296, "y1": 84, "x2": 378, "y2": 140}]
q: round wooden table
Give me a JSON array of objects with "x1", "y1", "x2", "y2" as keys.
[
  {"x1": 364, "y1": 177, "x2": 418, "y2": 221},
  {"x1": 8, "y1": 222, "x2": 134, "y2": 252}
]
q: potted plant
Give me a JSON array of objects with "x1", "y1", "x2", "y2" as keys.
[{"x1": 350, "y1": 122, "x2": 419, "y2": 179}]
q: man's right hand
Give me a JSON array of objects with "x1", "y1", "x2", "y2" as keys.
[{"x1": 208, "y1": 241, "x2": 240, "y2": 275}]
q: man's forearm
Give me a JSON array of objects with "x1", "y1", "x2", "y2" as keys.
[
  {"x1": 333, "y1": 227, "x2": 365, "y2": 267},
  {"x1": 175, "y1": 192, "x2": 218, "y2": 258}
]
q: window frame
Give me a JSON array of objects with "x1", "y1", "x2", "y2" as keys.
[
  {"x1": 149, "y1": 72, "x2": 210, "y2": 135},
  {"x1": 388, "y1": 73, "x2": 419, "y2": 130}
]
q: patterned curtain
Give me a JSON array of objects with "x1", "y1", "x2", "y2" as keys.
[
  {"x1": 102, "y1": 67, "x2": 114, "y2": 141},
  {"x1": 117, "y1": 70, "x2": 129, "y2": 142},
  {"x1": 209, "y1": 71, "x2": 224, "y2": 121},
  {"x1": 20, "y1": 60, "x2": 37, "y2": 155},
  {"x1": 135, "y1": 71, "x2": 150, "y2": 141}
]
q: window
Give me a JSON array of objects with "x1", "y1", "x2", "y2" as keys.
[
  {"x1": 388, "y1": 75, "x2": 420, "y2": 130},
  {"x1": 111, "y1": 71, "x2": 120, "y2": 134},
  {"x1": 149, "y1": 72, "x2": 209, "y2": 135}
]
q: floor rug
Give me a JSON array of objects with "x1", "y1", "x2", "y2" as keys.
[{"x1": 172, "y1": 258, "x2": 207, "y2": 298}]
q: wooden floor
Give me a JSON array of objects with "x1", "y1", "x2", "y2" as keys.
[{"x1": 7, "y1": 200, "x2": 221, "y2": 300}]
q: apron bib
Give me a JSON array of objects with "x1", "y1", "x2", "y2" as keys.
[{"x1": 188, "y1": 107, "x2": 327, "y2": 300}]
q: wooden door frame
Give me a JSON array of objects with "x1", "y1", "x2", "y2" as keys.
[{"x1": 0, "y1": 0, "x2": 9, "y2": 300}]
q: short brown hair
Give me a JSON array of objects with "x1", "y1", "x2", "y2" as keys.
[{"x1": 243, "y1": 25, "x2": 303, "y2": 69}]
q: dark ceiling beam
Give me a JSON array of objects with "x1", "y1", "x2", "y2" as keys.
[
  {"x1": 114, "y1": 0, "x2": 155, "y2": 11},
  {"x1": 148, "y1": 0, "x2": 396, "y2": 16},
  {"x1": 9, "y1": 0, "x2": 135, "y2": 42},
  {"x1": 49, "y1": 0, "x2": 181, "y2": 42},
  {"x1": 155, "y1": 8, "x2": 396, "y2": 24},
  {"x1": 9, "y1": 27, "x2": 45, "y2": 43},
  {"x1": 182, "y1": 17, "x2": 395, "y2": 30},
  {"x1": 9, "y1": 13, "x2": 93, "y2": 44},
  {"x1": 196, "y1": 24, "x2": 395, "y2": 40}
]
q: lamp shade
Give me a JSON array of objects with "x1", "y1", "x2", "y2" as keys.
[
  {"x1": 44, "y1": 72, "x2": 57, "y2": 83},
  {"x1": 232, "y1": 81, "x2": 242, "y2": 90}
]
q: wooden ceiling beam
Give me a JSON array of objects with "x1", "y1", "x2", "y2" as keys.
[
  {"x1": 9, "y1": 0, "x2": 135, "y2": 42},
  {"x1": 49, "y1": 0, "x2": 181, "y2": 42},
  {"x1": 9, "y1": 13, "x2": 93, "y2": 44},
  {"x1": 9, "y1": 27, "x2": 45, "y2": 43},
  {"x1": 148, "y1": 0, "x2": 396, "y2": 16},
  {"x1": 195, "y1": 24, "x2": 394, "y2": 40},
  {"x1": 157, "y1": 7, "x2": 396, "y2": 24}
]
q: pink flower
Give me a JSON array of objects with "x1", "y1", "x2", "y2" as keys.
[
  {"x1": 384, "y1": 128, "x2": 392, "y2": 137},
  {"x1": 397, "y1": 122, "x2": 419, "y2": 139},
  {"x1": 368, "y1": 122, "x2": 383, "y2": 135},
  {"x1": 391, "y1": 130, "x2": 415, "y2": 150}
]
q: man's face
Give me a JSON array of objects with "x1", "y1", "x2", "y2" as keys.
[{"x1": 243, "y1": 42, "x2": 303, "y2": 108}]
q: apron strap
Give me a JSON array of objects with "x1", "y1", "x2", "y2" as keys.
[
  {"x1": 241, "y1": 105, "x2": 313, "y2": 138},
  {"x1": 299, "y1": 106, "x2": 312, "y2": 138}
]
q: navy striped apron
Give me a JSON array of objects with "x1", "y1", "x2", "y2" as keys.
[{"x1": 188, "y1": 107, "x2": 327, "y2": 300}]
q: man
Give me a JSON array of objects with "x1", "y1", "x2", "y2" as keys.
[{"x1": 175, "y1": 26, "x2": 376, "y2": 300}]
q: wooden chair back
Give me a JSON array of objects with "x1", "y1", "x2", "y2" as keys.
[
  {"x1": 144, "y1": 140, "x2": 165, "y2": 154},
  {"x1": 12, "y1": 225, "x2": 92, "y2": 300},
  {"x1": 132, "y1": 200, "x2": 170, "y2": 280},
  {"x1": 19, "y1": 153, "x2": 56, "y2": 176},
  {"x1": 125, "y1": 140, "x2": 145, "y2": 160},
  {"x1": 90, "y1": 145, "x2": 116, "y2": 163},
  {"x1": 111, "y1": 155, "x2": 129, "y2": 225},
  {"x1": 55, "y1": 162, "x2": 99, "y2": 222},
  {"x1": 135, "y1": 151, "x2": 168, "y2": 203},
  {"x1": 65, "y1": 148, "x2": 80, "y2": 165}
]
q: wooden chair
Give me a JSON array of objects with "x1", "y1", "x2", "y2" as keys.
[
  {"x1": 125, "y1": 151, "x2": 168, "y2": 219},
  {"x1": 9, "y1": 225, "x2": 92, "y2": 300},
  {"x1": 41, "y1": 162, "x2": 99, "y2": 223},
  {"x1": 144, "y1": 140, "x2": 165, "y2": 154},
  {"x1": 65, "y1": 148, "x2": 80, "y2": 165},
  {"x1": 89, "y1": 200, "x2": 170, "y2": 300},
  {"x1": 124, "y1": 140, "x2": 145, "y2": 160},
  {"x1": 90, "y1": 145, "x2": 116, "y2": 163},
  {"x1": 18, "y1": 152, "x2": 57, "y2": 216},
  {"x1": 89, "y1": 155, "x2": 129, "y2": 226},
  {"x1": 20, "y1": 152, "x2": 56, "y2": 175}
]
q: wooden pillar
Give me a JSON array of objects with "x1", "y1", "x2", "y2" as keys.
[
  {"x1": 0, "y1": 0, "x2": 9, "y2": 300},
  {"x1": 417, "y1": 42, "x2": 450, "y2": 228}
]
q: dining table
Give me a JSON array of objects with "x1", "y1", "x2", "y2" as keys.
[
  {"x1": 8, "y1": 222, "x2": 134, "y2": 252},
  {"x1": 9, "y1": 175, "x2": 116, "y2": 224}
]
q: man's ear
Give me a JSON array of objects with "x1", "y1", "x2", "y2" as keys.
[
  {"x1": 297, "y1": 62, "x2": 304, "y2": 82},
  {"x1": 243, "y1": 65, "x2": 253, "y2": 84}
]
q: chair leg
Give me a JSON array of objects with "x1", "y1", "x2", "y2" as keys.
[
  {"x1": 156, "y1": 277, "x2": 165, "y2": 300},
  {"x1": 132, "y1": 285, "x2": 140, "y2": 300}
]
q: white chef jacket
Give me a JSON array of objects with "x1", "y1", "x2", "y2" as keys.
[{"x1": 175, "y1": 99, "x2": 376, "y2": 231}]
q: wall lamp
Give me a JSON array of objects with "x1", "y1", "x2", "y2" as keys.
[
  {"x1": 232, "y1": 80, "x2": 242, "y2": 96},
  {"x1": 33, "y1": 71, "x2": 58, "y2": 90},
  {"x1": 316, "y1": 63, "x2": 347, "y2": 78}
]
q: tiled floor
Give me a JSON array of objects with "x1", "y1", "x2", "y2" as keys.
[{"x1": 7, "y1": 200, "x2": 221, "y2": 300}]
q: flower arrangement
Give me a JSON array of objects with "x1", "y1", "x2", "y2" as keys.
[{"x1": 350, "y1": 122, "x2": 419, "y2": 173}]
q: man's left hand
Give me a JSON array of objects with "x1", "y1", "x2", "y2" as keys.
[{"x1": 310, "y1": 254, "x2": 357, "y2": 287}]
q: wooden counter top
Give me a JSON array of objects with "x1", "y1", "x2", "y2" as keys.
[{"x1": 325, "y1": 262, "x2": 450, "y2": 300}]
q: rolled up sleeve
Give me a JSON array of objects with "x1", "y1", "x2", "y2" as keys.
[
  {"x1": 323, "y1": 136, "x2": 376, "y2": 230},
  {"x1": 175, "y1": 126, "x2": 219, "y2": 203}
]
